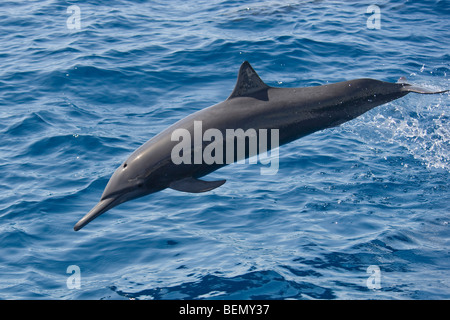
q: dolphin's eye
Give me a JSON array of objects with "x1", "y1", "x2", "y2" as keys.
[
  {"x1": 137, "y1": 183, "x2": 143, "y2": 188},
  {"x1": 123, "y1": 163, "x2": 127, "y2": 168}
]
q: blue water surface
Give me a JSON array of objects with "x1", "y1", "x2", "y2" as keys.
[{"x1": 0, "y1": 0, "x2": 449, "y2": 299}]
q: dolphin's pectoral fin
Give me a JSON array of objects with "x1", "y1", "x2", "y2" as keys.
[
  {"x1": 227, "y1": 61, "x2": 270, "y2": 100},
  {"x1": 169, "y1": 177, "x2": 226, "y2": 193}
]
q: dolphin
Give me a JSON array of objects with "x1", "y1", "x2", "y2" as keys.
[{"x1": 74, "y1": 61, "x2": 448, "y2": 231}]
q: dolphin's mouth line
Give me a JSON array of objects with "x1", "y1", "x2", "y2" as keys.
[
  {"x1": 73, "y1": 196, "x2": 121, "y2": 231},
  {"x1": 100, "y1": 188, "x2": 132, "y2": 201}
]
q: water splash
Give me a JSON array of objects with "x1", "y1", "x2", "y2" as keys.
[{"x1": 354, "y1": 90, "x2": 450, "y2": 171}]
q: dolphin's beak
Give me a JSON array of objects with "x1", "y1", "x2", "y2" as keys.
[{"x1": 74, "y1": 197, "x2": 118, "y2": 231}]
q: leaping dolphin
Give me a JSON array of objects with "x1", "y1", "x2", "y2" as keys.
[{"x1": 74, "y1": 61, "x2": 448, "y2": 231}]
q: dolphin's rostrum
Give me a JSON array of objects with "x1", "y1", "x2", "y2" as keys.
[{"x1": 74, "y1": 61, "x2": 448, "y2": 231}]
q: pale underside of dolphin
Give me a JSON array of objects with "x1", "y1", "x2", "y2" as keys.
[{"x1": 74, "y1": 61, "x2": 448, "y2": 231}]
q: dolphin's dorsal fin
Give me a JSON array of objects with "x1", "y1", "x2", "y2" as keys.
[
  {"x1": 169, "y1": 177, "x2": 226, "y2": 193},
  {"x1": 227, "y1": 61, "x2": 269, "y2": 99}
]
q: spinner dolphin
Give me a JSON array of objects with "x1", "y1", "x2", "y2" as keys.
[{"x1": 74, "y1": 61, "x2": 447, "y2": 231}]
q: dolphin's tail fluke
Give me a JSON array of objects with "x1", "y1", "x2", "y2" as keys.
[
  {"x1": 397, "y1": 77, "x2": 449, "y2": 94},
  {"x1": 402, "y1": 84, "x2": 449, "y2": 94}
]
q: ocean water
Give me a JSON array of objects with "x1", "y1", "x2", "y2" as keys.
[{"x1": 0, "y1": 0, "x2": 449, "y2": 300}]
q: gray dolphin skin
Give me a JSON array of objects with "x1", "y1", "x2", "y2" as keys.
[{"x1": 74, "y1": 61, "x2": 448, "y2": 231}]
